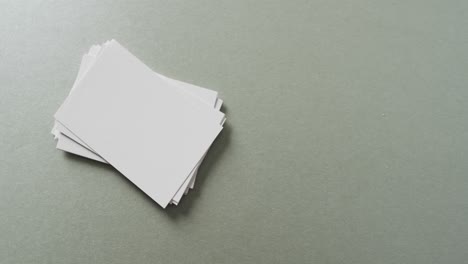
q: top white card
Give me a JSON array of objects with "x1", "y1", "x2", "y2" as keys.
[{"x1": 55, "y1": 40, "x2": 224, "y2": 208}]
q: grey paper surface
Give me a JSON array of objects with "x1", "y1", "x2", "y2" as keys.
[{"x1": 1, "y1": 1, "x2": 468, "y2": 263}]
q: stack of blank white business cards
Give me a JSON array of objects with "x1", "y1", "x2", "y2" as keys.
[{"x1": 52, "y1": 40, "x2": 226, "y2": 208}]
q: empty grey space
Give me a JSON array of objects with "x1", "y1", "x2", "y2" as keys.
[{"x1": 1, "y1": 1, "x2": 467, "y2": 263}]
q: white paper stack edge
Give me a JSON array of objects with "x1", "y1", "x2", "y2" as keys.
[{"x1": 52, "y1": 40, "x2": 226, "y2": 208}]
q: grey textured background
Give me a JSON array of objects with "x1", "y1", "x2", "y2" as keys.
[{"x1": 1, "y1": 1, "x2": 468, "y2": 263}]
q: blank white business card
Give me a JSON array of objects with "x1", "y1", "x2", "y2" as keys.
[{"x1": 54, "y1": 40, "x2": 224, "y2": 208}]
